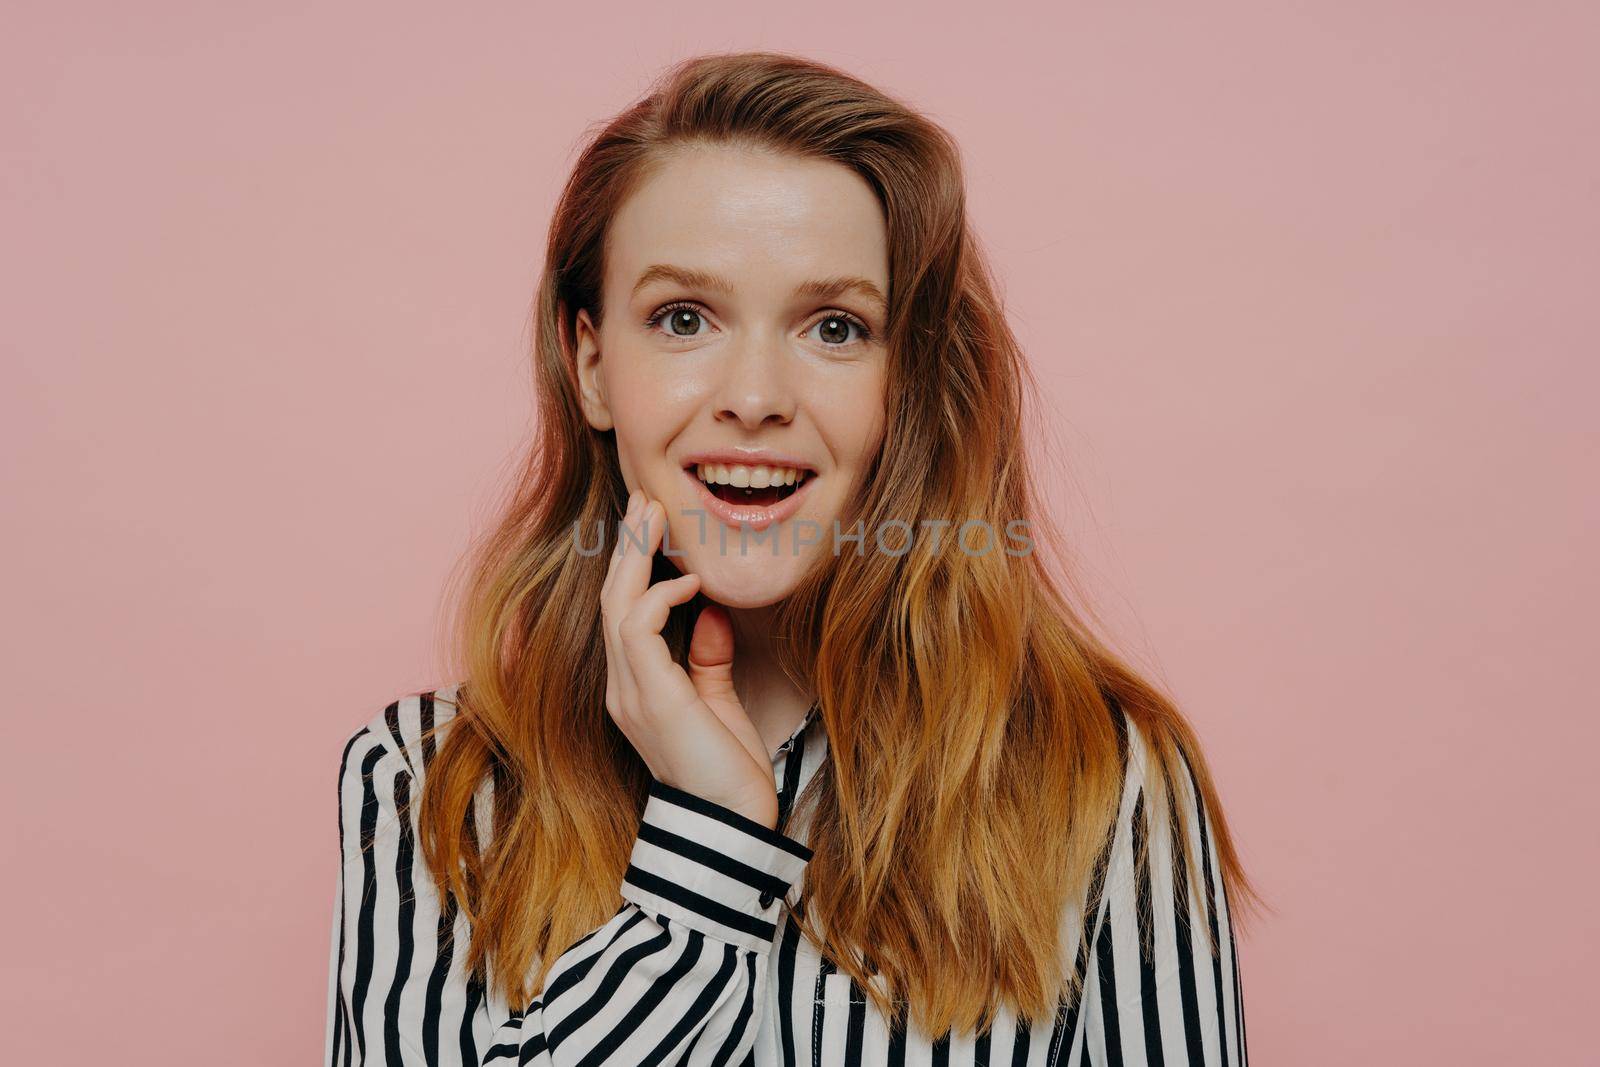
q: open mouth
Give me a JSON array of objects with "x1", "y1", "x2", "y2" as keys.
[{"x1": 687, "y1": 462, "x2": 816, "y2": 508}]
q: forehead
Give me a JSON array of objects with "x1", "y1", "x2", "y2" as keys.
[{"x1": 604, "y1": 142, "x2": 889, "y2": 302}]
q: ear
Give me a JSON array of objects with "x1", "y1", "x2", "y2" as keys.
[{"x1": 573, "y1": 307, "x2": 613, "y2": 431}]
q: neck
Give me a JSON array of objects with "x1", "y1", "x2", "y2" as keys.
[{"x1": 725, "y1": 601, "x2": 815, "y2": 757}]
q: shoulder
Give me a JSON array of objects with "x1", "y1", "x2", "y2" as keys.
[
  {"x1": 1099, "y1": 688, "x2": 1146, "y2": 804},
  {"x1": 334, "y1": 682, "x2": 468, "y2": 811},
  {"x1": 1099, "y1": 690, "x2": 1214, "y2": 859},
  {"x1": 1100, "y1": 689, "x2": 1204, "y2": 803}
]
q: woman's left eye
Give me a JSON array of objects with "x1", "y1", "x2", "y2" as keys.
[{"x1": 806, "y1": 313, "x2": 873, "y2": 346}]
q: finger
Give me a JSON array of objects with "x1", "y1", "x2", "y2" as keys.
[
  {"x1": 608, "y1": 489, "x2": 642, "y2": 566},
  {"x1": 602, "y1": 489, "x2": 639, "y2": 599},
  {"x1": 611, "y1": 497, "x2": 667, "y2": 713},
  {"x1": 618, "y1": 571, "x2": 700, "y2": 667},
  {"x1": 605, "y1": 497, "x2": 667, "y2": 716},
  {"x1": 602, "y1": 490, "x2": 643, "y2": 724},
  {"x1": 609, "y1": 497, "x2": 660, "y2": 608},
  {"x1": 686, "y1": 600, "x2": 738, "y2": 704},
  {"x1": 608, "y1": 502, "x2": 665, "y2": 700},
  {"x1": 607, "y1": 492, "x2": 652, "y2": 611},
  {"x1": 617, "y1": 572, "x2": 704, "y2": 719},
  {"x1": 687, "y1": 603, "x2": 766, "y2": 769}
]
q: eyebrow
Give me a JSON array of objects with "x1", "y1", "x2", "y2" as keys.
[{"x1": 631, "y1": 264, "x2": 887, "y2": 315}]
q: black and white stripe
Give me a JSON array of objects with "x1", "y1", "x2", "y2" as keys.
[{"x1": 325, "y1": 686, "x2": 1246, "y2": 1065}]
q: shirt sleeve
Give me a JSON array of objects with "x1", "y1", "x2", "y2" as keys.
[
  {"x1": 325, "y1": 720, "x2": 812, "y2": 1067},
  {"x1": 480, "y1": 778, "x2": 812, "y2": 1065},
  {"x1": 1076, "y1": 726, "x2": 1248, "y2": 1066}
]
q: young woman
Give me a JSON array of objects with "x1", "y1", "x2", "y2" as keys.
[{"x1": 325, "y1": 51, "x2": 1252, "y2": 1067}]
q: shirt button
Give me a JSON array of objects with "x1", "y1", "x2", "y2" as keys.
[{"x1": 758, "y1": 891, "x2": 775, "y2": 907}]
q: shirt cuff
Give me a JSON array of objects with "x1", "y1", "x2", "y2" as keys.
[{"x1": 620, "y1": 778, "x2": 814, "y2": 952}]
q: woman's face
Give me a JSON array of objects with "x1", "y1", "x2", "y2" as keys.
[{"x1": 575, "y1": 142, "x2": 890, "y2": 609}]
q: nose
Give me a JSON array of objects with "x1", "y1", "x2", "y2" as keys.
[{"x1": 710, "y1": 331, "x2": 797, "y2": 430}]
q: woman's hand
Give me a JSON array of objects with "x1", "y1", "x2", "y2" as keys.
[{"x1": 601, "y1": 489, "x2": 779, "y2": 829}]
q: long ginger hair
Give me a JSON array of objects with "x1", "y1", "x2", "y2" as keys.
[{"x1": 417, "y1": 50, "x2": 1254, "y2": 1037}]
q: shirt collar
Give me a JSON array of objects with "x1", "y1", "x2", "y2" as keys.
[{"x1": 771, "y1": 700, "x2": 820, "y2": 759}]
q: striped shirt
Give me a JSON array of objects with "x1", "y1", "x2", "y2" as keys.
[{"x1": 325, "y1": 684, "x2": 1247, "y2": 1066}]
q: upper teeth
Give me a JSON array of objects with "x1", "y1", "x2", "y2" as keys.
[{"x1": 695, "y1": 463, "x2": 808, "y2": 488}]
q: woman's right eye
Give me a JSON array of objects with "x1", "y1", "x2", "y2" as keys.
[{"x1": 644, "y1": 302, "x2": 709, "y2": 338}]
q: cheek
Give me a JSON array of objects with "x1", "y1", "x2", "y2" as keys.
[
  {"x1": 602, "y1": 340, "x2": 716, "y2": 418},
  {"x1": 825, "y1": 378, "x2": 888, "y2": 469},
  {"x1": 600, "y1": 347, "x2": 700, "y2": 447}
]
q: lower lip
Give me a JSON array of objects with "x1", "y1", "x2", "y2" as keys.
[{"x1": 682, "y1": 468, "x2": 816, "y2": 531}]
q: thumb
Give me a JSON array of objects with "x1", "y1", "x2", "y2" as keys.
[
  {"x1": 687, "y1": 601, "x2": 767, "y2": 770},
  {"x1": 686, "y1": 601, "x2": 738, "y2": 704}
]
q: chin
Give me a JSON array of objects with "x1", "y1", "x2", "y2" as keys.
[
  {"x1": 677, "y1": 551, "x2": 813, "y2": 610},
  {"x1": 697, "y1": 584, "x2": 793, "y2": 610}
]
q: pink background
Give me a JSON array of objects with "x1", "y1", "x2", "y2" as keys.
[{"x1": 4, "y1": 3, "x2": 1595, "y2": 1062}]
